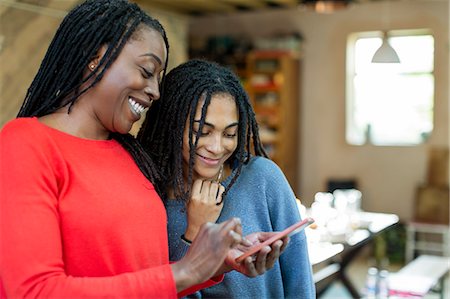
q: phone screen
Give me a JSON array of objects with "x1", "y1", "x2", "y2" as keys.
[{"x1": 235, "y1": 217, "x2": 315, "y2": 263}]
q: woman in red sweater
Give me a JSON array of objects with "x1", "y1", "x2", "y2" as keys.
[{"x1": 0, "y1": 0, "x2": 286, "y2": 298}]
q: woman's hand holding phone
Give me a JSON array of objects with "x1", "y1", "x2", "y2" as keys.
[
  {"x1": 223, "y1": 231, "x2": 289, "y2": 277},
  {"x1": 234, "y1": 217, "x2": 315, "y2": 264}
]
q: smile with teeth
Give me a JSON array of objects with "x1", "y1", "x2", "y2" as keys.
[{"x1": 128, "y1": 98, "x2": 146, "y2": 115}]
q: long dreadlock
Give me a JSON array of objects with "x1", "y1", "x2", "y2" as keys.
[
  {"x1": 138, "y1": 59, "x2": 267, "y2": 201},
  {"x1": 17, "y1": 0, "x2": 170, "y2": 184}
]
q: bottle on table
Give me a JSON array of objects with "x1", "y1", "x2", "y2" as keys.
[
  {"x1": 364, "y1": 267, "x2": 378, "y2": 299},
  {"x1": 378, "y1": 269, "x2": 390, "y2": 299}
]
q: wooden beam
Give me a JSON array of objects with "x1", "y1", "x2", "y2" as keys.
[{"x1": 138, "y1": 0, "x2": 238, "y2": 14}]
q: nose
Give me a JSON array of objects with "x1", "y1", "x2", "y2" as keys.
[
  {"x1": 144, "y1": 80, "x2": 160, "y2": 101},
  {"x1": 205, "y1": 134, "x2": 224, "y2": 154}
]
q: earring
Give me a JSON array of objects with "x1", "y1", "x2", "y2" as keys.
[
  {"x1": 89, "y1": 64, "x2": 96, "y2": 70},
  {"x1": 216, "y1": 164, "x2": 224, "y2": 182}
]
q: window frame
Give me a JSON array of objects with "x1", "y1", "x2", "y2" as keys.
[{"x1": 346, "y1": 29, "x2": 435, "y2": 146}]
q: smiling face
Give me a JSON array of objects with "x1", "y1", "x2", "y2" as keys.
[
  {"x1": 88, "y1": 26, "x2": 166, "y2": 136},
  {"x1": 182, "y1": 93, "x2": 239, "y2": 182}
]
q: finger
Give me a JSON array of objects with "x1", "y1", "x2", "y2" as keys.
[
  {"x1": 255, "y1": 245, "x2": 271, "y2": 273},
  {"x1": 221, "y1": 218, "x2": 243, "y2": 246},
  {"x1": 201, "y1": 180, "x2": 211, "y2": 202},
  {"x1": 279, "y1": 236, "x2": 290, "y2": 253},
  {"x1": 229, "y1": 230, "x2": 242, "y2": 246},
  {"x1": 244, "y1": 256, "x2": 258, "y2": 277},
  {"x1": 266, "y1": 240, "x2": 282, "y2": 269},
  {"x1": 216, "y1": 184, "x2": 225, "y2": 205},
  {"x1": 209, "y1": 182, "x2": 220, "y2": 202},
  {"x1": 191, "y1": 180, "x2": 203, "y2": 199},
  {"x1": 230, "y1": 218, "x2": 244, "y2": 246},
  {"x1": 255, "y1": 231, "x2": 275, "y2": 243},
  {"x1": 241, "y1": 235, "x2": 253, "y2": 247},
  {"x1": 233, "y1": 218, "x2": 243, "y2": 236}
]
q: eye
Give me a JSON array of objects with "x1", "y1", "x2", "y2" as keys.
[
  {"x1": 224, "y1": 127, "x2": 238, "y2": 138},
  {"x1": 224, "y1": 132, "x2": 237, "y2": 138},
  {"x1": 193, "y1": 129, "x2": 210, "y2": 137},
  {"x1": 140, "y1": 67, "x2": 153, "y2": 79}
]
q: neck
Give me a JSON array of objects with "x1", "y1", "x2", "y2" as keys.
[{"x1": 38, "y1": 106, "x2": 110, "y2": 140}]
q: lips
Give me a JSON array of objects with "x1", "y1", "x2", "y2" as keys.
[{"x1": 196, "y1": 153, "x2": 221, "y2": 166}]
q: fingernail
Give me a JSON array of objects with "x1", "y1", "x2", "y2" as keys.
[
  {"x1": 229, "y1": 230, "x2": 239, "y2": 238},
  {"x1": 242, "y1": 237, "x2": 252, "y2": 246}
]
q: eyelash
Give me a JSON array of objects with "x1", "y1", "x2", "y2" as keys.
[
  {"x1": 141, "y1": 67, "x2": 153, "y2": 79},
  {"x1": 193, "y1": 130, "x2": 237, "y2": 138}
]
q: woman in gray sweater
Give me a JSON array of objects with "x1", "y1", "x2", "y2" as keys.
[{"x1": 138, "y1": 59, "x2": 315, "y2": 298}]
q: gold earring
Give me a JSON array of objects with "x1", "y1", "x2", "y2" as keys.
[
  {"x1": 216, "y1": 164, "x2": 224, "y2": 182},
  {"x1": 89, "y1": 64, "x2": 95, "y2": 70}
]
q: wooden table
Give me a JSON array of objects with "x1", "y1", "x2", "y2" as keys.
[{"x1": 308, "y1": 211, "x2": 399, "y2": 298}]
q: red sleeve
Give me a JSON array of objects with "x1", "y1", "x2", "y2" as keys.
[
  {"x1": 177, "y1": 275, "x2": 224, "y2": 298},
  {"x1": 0, "y1": 121, "x2": 177, "y2": 299}
]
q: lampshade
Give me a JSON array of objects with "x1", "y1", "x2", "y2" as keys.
[{"x1": 371, "y1": 32, "x2": 400, "y2": 63}]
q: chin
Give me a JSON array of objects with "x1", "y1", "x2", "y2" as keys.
[
  {"x1": 113, "y1": 126, "x2": 131, "y2": 136},
  {"x1": 195, "y1": 170, "x2": 218, "y2": 181}
]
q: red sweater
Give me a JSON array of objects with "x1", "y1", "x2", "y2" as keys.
[{"x1": 0, "y1": 118, "x2": 218, "y2": 298}]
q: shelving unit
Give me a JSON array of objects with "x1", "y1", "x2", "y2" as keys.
[{"x1": 245, "y1": 50, "x2": 300, "y2": 194}]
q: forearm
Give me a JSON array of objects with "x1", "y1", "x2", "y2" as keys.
[
  {"x1": 183, "y1": 225, "x2": 200, "y2": 241},
  {"x1": 170, "y1": 219, "x2": 244, "y2": 294},
  {"x1": 1, "y1": 265, "x2": 177, "y2": 298},
  {"x1": 170, "y1": 261, "x2": 198, "y2": 293}
]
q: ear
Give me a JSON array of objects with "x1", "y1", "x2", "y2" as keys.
[{"x1": 88, "y1": 45, "x2": 107, "y2": 70}]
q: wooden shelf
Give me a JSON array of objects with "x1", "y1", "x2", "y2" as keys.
[
  {"x1": 251, "y1": 84, "x2": 280, "y2": 92},
  {"x1": 246, "y1": 50, "x2": 300, "y2": 194}
]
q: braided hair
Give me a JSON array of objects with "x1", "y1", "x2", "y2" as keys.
[
  {"x1": 17, "y1": 0, "x2": 170, "y2": 184},
  {"x1": 138, "y1": 59, "x2": 267, "y2": 201}
]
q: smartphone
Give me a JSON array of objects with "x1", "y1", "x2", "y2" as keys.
[{"x1": 235, "y1": 217, "x2": 315, "y2": 263}]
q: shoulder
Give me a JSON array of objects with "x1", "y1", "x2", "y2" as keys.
[
  {"x1": 1, "y1": 117, "x2": 39, "y2": 137},
  {"x1": 241, "y1": 156, "x2": 295, "y2": 198},
  {"x1": 243, "y1": 156, "x2": 285, "y2": 180},
  {"x1": 1, "y1": 118, "x2": 44, "y2": 147},
  {"x1": 245, "y1": 156, "x2": 280, "y2": 170},
  {"x1": 229, "y1": 156, "x2": 291, "y2": 195},
  {"x1": 1, "y1": 117, "x2": 56, "y2": 159}
]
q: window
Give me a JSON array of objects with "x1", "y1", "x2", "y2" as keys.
[{"x1": 346, "y1": 30, "x2": 434, "y2": 146}]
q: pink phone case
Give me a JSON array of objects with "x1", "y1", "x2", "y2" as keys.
[{"x1": 235, "y1": 217, "x2": 315, "y2": 263}]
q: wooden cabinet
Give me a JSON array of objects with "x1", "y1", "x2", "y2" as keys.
[{"x1": 245, "y1": 51, "x2": 300, "y2": 193}]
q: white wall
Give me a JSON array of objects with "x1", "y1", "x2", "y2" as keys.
[{"x1": 189, "y1": 0, "x2": 449, "y2": 221}]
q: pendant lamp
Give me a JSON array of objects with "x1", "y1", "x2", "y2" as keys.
[
  {"x1": 371, "y1": 32, "x2": 400, "y2": 63},
  {"x1": 300, "y1": 0, "x2": 352, "y2": 14}
]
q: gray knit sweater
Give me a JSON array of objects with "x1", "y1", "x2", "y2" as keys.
[{"x1": 164, "y1": 156, "x2": 315, "y2": 299}]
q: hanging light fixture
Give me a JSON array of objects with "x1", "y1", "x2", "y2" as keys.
[
  {"x1": 371, "y1": 31, "x2": 400, "y2": 63},
  {"x1": 300, "y1": 0, "x2": 352, "y2": 14},
  {"x1": 371, "y1": 0, "x2": 400, "y2": 63}
]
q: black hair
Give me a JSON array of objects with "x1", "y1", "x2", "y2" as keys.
[
  {"x1": 17, "y1": 0, "x2": 170, "y2": 184},
  {"x1": 138, "y1": 59, "x2": 267, "y2": 201}
]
